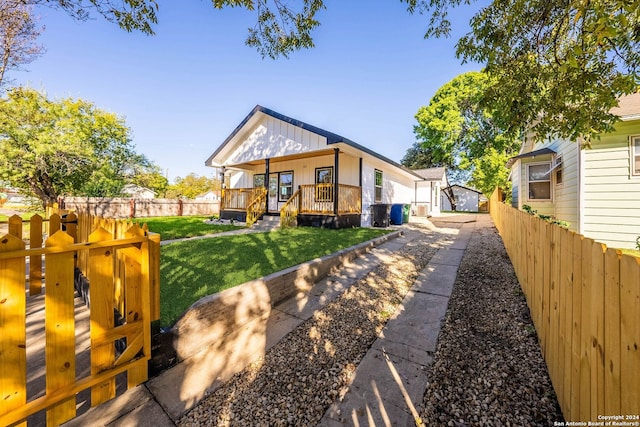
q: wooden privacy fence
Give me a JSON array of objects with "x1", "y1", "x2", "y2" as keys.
[
  {"x1": 489, "y1": 190, "x2": 639, "y2": 422},
  {"x1": 0, "y1": 211, "x2": 160, "y2": 426}
]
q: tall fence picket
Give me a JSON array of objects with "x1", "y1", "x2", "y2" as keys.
[
  {"x1": 29, "y1": 214, "x2": 43, "y2": 295},
  {"x1": 88, "y1": 227, "x2": 117, "y2": 406},
  {"x1": 490, "y1": 189, "x2": 640, "y2": 421},
  {"x1": 45, "y1": 231, "x2": 76, "y2": 425},
  {"x1": 0, "y1": 234, "x2": 27, "y2": 427},
  {"x1": 619, "y1": 255, "x2": 640, "y2": 414}
]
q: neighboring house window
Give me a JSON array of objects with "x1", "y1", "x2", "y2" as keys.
[
  {"x1": 527, "y1": 163, "x2": 552, "y2": 200},
  {"x1": 374, "y1": 169, "x2": 383, "y2": 202},
  {"x1": 315, "y1": 167, "x2": 333, "y2": 201},
  {"x1": 555, "y1": 155, "x2": 563, "y2": 185},
  {"x1": 632, "y1": 135, "x2": 640, "y2": 176},
  {"x1": 279, "y1": 171, "x2": 293, "y2": 201},
  {"x1": 253, "y1": 173, "x2": 265, "y2": 188}
]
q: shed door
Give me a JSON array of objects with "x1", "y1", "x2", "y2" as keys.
[{"x1": 268, "y1": 173, "x2": 278, "y2": 212}]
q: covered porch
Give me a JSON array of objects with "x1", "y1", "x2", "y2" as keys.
[{"x1": 221, "y1": 183, "x2": 362, "y2": 229}]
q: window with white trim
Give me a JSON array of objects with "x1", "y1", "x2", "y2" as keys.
[
  {"x1": 374, "y1": 169, "x2": 383, "y2": 202},
  {"x1": 527, "y1": 162, "x2": 552, "y2": 200},
  {"x1": 632, "y1": 135, "x2": 640, "y2": 176},
  {"x1": 555, "y1": 155, "x2": 563, "y2": 185}
]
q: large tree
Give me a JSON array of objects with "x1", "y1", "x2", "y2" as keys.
[
  {"x1": 0, "y1": 87, "x2": 161, "y2": 207},
  {"x1": 12, "y1": 0, "x2": 637, "y2": 136},
  {"x1": 413, "y1": 71, "x2": 520, "y2": 196},
  {"x1": 0, "y1": 0, "x2": 44, "y2": 89},
  {"x1": 166, "y1": 174, "x2": 221, "y2": 199}
]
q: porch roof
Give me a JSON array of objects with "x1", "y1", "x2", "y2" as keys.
[
  {"x1": 206, "y1": 105, "x2": 425, "y2": 180},
  {"x1": 506, "y1": 147, "x2": 556, "y2": 168}
]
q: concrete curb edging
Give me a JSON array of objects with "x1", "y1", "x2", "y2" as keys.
[{"x1": 171, "y1": 230, "x2": 403, "y2": 362}]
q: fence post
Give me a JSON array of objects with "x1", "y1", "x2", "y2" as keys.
[
  {"x1": 178, "y1": 198, "x2": 183, "y2": 216},
  {"x1": 129, "y1": 199, "x2": 135, "y2": 218},
  {"x1": 0, "y1": 234, "x2": 27, "y2": 423}
]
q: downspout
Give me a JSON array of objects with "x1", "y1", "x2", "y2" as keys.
[
  {"x1": 578, "y1": 141, "x2": 584, "y2": 234},
  {"x1": 265, "y1": 158, "x2": 270, "y2": 214},
  {"x1": 333, "y1": 148, "x2": 339, "y2": 215},
  {"x1": 359, "y1": 157, "x2": 363, "y2": 224}
]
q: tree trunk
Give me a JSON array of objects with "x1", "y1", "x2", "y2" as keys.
[{"x1": 443, "y1": 187, "x2": 456, "y2": 211}]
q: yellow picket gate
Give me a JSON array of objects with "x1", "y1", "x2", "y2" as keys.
[{"x1": 0, "y1": 218, "x2": 158, "y2": 426}]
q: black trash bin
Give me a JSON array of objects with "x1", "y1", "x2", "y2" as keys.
[{"x1": 371, "y1": 203, "x2": 391, "y2": 227}]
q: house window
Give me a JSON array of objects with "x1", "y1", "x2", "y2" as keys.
[
  {"x1": 279, "y1": 171, "x2": 293, "y2": 201},
  {"x1": 555, "y1": 155, "x2": 563, "y2": 185},
  {"x1": 527, "y1": 163, "x2": 552, "y2": 200},
  {"x1": 253, "y1": 173, "x2": 265, "y2": 188},
  {"x1": 374, "y1": 169, "x2": 383, "y2": 202},
  {"x1": 315, "y1": 167, "x2": 333, "y2": 201},
  {"x1": 632, "y1": 135, "x2": 640, "y2": 176}
]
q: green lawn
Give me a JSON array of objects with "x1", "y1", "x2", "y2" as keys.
[
  {"x1": 160, "y1": 227, "x2": 391, "y2": 326},
  {"x1": 0, "y1": 211, "x2": 42, "y2": 222},
  {"x1": 139, "y1": 215, "x2": 243, "y2": 240}
]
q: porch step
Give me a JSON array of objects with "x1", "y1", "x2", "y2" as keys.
[{"x1": 251, "y1": 215, "x2": 281, "y2": 231}]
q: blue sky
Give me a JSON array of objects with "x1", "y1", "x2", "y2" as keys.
[{"x1": 15, "y1": 1, "x2": 480, "y2": 182}]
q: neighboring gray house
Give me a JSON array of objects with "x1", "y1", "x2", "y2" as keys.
[
  {"x1": 441, "y1": 184, "x2": 488, "y2": 212},
  {"x1": 508, "y1": 92, "x2": 640, "y2": 249}
]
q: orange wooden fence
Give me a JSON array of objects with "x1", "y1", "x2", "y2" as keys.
[
  {"x1": 0, "y1": 210, "x2": 160, "y2": 426},
  {"x1": 490, "y1": 190, "x2": 639, "y2": 422}
]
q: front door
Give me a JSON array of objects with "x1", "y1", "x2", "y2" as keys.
[{"x1": 268, "y1": 173, "x2": 278, "y2": 212}]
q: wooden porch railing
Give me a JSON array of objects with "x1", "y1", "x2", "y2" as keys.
[
  {"x1": 221, "y1": 187, "x2": 266, "y2": 211},
  {"x1": 245, "y1": 187, "x2": 268, "y2": 227},
  {"x1": 280, "y1": 188, "x2": 300, "y2": 229},
  {"x1": 280, "y1": 184, "x2": 362, "y2": 228},
  {"x1": 298, "y1": 184, "x2": 361, "y2": 215},
  {"x1": 0, "y1": 211, "x2": 160, "y2": 426}
]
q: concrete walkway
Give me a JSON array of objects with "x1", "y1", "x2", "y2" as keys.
[{"x1": 63, "y1": 214, "x2": 486, "y2": 427}]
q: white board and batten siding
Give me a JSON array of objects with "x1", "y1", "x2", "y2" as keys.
[
  {"x1": 581, "y1": 121, "x2": 640, "y2": 249},
  {"x1": 226, "y1": 115, "x2": 328, "y2": 165},
  {"x1": 360, "y1": 159, "x2": 414, "y2": 226}
]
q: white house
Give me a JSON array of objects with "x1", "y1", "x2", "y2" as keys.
[
  {"x1": 195, "y1": 190, "x2": 221, "y2": 201},
  {"x1": 508, "y1": 92, "x2": 640, "y2": 249},
  {"x1": 411, "y1": 167, "x2": 448, "y2": 217},
  {"x1": 441, "y1": 184, "x2": 488, "y2": 212},
  {"x1": 121, "y1": 184, "x2": 156, "y2": 199},
  {"x1": 205, "y1": 105, "x2": 442, "y2": 228}
]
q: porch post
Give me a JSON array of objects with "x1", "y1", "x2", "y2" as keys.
[
  {"x1": 220, "y1": 166, "x2": 226, "y2": 210},
  {"x1": 359, "y1": 157, "x2": 363, "y2": 213},
  {"x1": 333, "y1": 148, "x2": 339, "y2": 215},
  {"x1": 265, "y1": 158, "x2": 270, "y2": 213}
]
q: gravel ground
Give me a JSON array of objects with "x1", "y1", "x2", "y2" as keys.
[
  {"x1": 179, "y1": 218, "x2": 563, "y2": 426},
  {"x1": 418, "y1": 220, "x2": 564, "y2": 426},
  {"x1": 179, "y1": 225, "x2": 441, "y2": 426}
]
